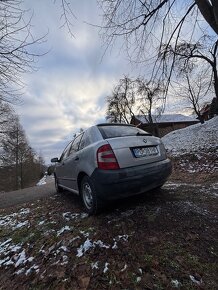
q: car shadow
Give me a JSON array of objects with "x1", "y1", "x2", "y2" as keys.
[
  {"x1": 103, "y1": 187, "x2": 167, "y2": 214},
  {"x1": 55, "y1": 186, "x2": 170, "y2": 216}
]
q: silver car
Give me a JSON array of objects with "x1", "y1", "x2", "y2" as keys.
[{"x1": 51, "y1": 123, "x2": 172, "y2": 214}]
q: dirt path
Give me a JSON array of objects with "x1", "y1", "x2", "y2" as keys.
[{"x1": 0, "y1": 176, "x2": 56, "y2": 209}]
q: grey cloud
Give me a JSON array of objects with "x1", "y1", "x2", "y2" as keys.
[{"x1": 17, "y1": 1, "x2": 133, "y2": 164}]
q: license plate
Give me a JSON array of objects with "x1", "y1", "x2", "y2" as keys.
[{"x1": 132, "y1": 146, "x2": 159, "y2": 158}]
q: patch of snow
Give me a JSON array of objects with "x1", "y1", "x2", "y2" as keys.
[
  {"x1": 13, "y1": 220, "x2": 29, "y2": 230},
  {"x1": 62, "y1": 212, "x2": 88, "y2": 221},
  {"x1": 112, "y1": 241, "x2": 118, "y2": 249},
  {"x1": 15, "y1": 250, "x2": 27, "y2": 267},
  {"x1": 0, "y1": 208, "x2": 30, "y2": 229},
  {"x1": 211, "y1": 183, "x2": 218, "y2": 197},
  {"x1": 91, "y1": 261, "x2": 99, "y2": 270},
  {"x1": 25, "y1": 264, "x2": 39, "y2": 275},
  {"x1": 103, "y1": 262, "x2": 109, "y2": 273},
  {"x1": 80, "y1": 230, "x2": 90, "y2": 238},
  {"x1": 76, "y1": 239, "x2": 110, "y2": 257},
  {"x1": 10, "y1": 245, "x2": 22, "y2": 252},
  {"x1": 59, "y1": 246, "x2": 68, "y2": 252},
  {"x1": 136, "y1": 277, "x2": 141, "y2": 283},
  {"x1": 0, "y1": 257, "x2": 11, "y2": 266},
  {"x1": 36, "y1": 175, "x2": 47, "y2": 186},
  {"x1": 0, "y1": 240, "x2": 20, "y2": 257},
  {"x1": 112, "y1": 235, "x2": 129, "y2": 249},
  {"x1": 163, "y1": 182, "x2": 189, "y2": 188},
  {"x1": 77, "y1": 239, "x2": 93, "y2": 257},
  {"x1": 189, "y1": 275, "x2": 203, "y2": 286},
  {"x1": 60, "y1": 255, "x2": 68, "y2": 265},
  {"x1": 162, "y1": 116, "x2": 218, "y2": 155},
  {"x1": 171, "y1": 279, "x2": 181, "y2": 288},
  {"x1": 94, "y1": 240, "x2": 110, "y2": 249},
  {"x1": 120, "y1": 264, "x2": 127, "y2": 272},
  {"x1": 0, "y1": 244, "x2": 34, "y2": 274},
  {"x1": 0, "y1": 239, "x2": 12, "y2": 253},
  {"x1": 57, "y1": 226, "x2": 71, "y2": 236},
  {"x1": 15, "y1": 268, "x2": 25, "y2": 275},
  {"x1": 117, "y1": 235, "x2": 129, "y2": 242},
  {"x1": 19, "y1": 208, "x2": 30, "y2": 215}
]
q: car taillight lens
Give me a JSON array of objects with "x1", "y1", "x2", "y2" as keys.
[{"x1": 97, "y1": 144, "x2": 120, "y2": 170}]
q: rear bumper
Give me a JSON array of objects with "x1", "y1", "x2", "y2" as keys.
[{"x1": 91, "y1": 158, "x2": 172, "y2": 201}]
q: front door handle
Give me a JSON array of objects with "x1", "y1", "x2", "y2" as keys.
[{"x1": 74, "y1": 156, "x2": 79, "y2": 161}]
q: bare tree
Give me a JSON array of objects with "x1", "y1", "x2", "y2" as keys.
[
  {"x1": 1, "y1": 116, "x2": 30, "y2": 188},
  {"x1": 177, "y1": 65, "x2": 212, "y2": 123},
  {"x1": 106, "y1": 76, "x2": 164, "y2": 135},
  {"x1": 106, "y1": 76, "x2": 137, "y2": 123},
  {"x1": 0, "y1": 113, "x2": 45, "y2": 190},
  {"x1": 0, "y1": 101, "x2": 16, "y2": 135},
  {"x1": 98, "y1": 0, "x2": 218, "y2": 101},
  {"x1": 55, "y1": 0, "x2": 76, "y2": 37},
  {"x1": 136, "y1": 78, "x2": 164, "y2": 136},
  {"x1": 161, "y1": 37, "x2": 218, "y2": 100},
  {"x1": 0, "y1": 0, "x2": 46, "y2": 104}
]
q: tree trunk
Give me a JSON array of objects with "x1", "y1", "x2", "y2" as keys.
[
  {"x1": 195, "y1": 0, "x2": 218, "y2": 34},
  {"x1": 213, "y1": 66, "x2": 218, "y2": 100},
  {"x1": 212, "y1": 41, "x2": 218, "y2": 100},
  {"x1": 15, "y1": 128, "x2": 19, "y2": 190}
]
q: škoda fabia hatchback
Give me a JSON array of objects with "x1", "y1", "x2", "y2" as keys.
[{"x1": 51, "y1": 124, "x2": 172, "y2": 215}]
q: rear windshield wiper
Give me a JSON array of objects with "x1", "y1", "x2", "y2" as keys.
[{"x1": 136, "y1": 132, "x2": 152, "y2": 136}]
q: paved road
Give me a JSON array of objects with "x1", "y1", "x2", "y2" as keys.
[{"x1": 0, "y1": 176, "x2": 56, "y2": 209}]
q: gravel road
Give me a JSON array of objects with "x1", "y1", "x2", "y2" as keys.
[{"x1": 0, "y1": 176, "x2": 56, "y2": 209}]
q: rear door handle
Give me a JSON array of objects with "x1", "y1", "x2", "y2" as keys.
[{"x1": 74, "y1": 156, "x2": 79, "y2": 161}]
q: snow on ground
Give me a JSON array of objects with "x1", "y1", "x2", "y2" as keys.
[
  {"x1": 0, "y1": 208, "x2": 30, "y2": 229},
  {"x1": 36, "y1": 175, "x2": 47, "y2": 186},
  {"x1": 162, "y1": 116, "x2": 218, "y2": 155},
  {"x1": 0, "y1": 204, "x2": 132, "y2": 277},
  {"x1": 0, "y1": 187, "x2": 217, "y2": 286}
]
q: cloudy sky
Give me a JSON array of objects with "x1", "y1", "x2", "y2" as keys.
[
  {"x1": 15, "y1": 0, "x2": 210, "y2": 164},
  {"x1": 16, "y1": 0, "x2": 135, "y2": 163}
]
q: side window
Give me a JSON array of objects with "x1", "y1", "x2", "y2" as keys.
[
  {"x1": 68, "y1": 134, "x2": 83, "y2": 155},
  {"x1": 79, "y1": 131, "x2": 92, "y2": 150},
  {"x1": 60, "y1": 141, "x2": 72, "y2": 161}
]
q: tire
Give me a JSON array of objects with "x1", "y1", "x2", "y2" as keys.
[
  {"x1": 80, "y1": 176, "x2": 102, "y2": 215},
  {"x1": 55, "y1": 175, "x2": 63, "y2": 193}
]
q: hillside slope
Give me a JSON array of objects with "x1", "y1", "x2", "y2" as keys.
[{"x1": 162, "y1": 116, "x2": 218, "y2": 155}]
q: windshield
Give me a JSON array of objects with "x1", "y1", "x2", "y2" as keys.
[{"x1": 98, "y1": 125, "x2": 151, "y2": 139}]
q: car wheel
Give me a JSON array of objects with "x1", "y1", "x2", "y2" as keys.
[
  {"x1": 80, "y1": 176, "x2": 102, "y2": 215},
  {"x1": 55, "y1": 175, "x2": 63, "y2": 193}
]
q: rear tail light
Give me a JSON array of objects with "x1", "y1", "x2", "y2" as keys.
[{"x1": 97, "y1": 144, "x2": 120, "y2": 170}]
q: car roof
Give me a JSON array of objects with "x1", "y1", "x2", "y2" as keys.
[{"x1": 97, "y1": 123, "x2": 135, "y2": 127}]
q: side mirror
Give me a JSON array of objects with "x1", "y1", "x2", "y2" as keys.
[{"x1": 51, "y1": 157, "x2": 59, "y2": 163}]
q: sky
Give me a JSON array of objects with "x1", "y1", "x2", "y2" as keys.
[
  {"x1": 14, "y1": 0, "x2": 212, "y2": 164},
  {"x1": 16, "y1": 0, "x2": 134, "y2": 164}
]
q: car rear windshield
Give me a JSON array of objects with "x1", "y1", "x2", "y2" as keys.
[{"x1": 98, "y1": 125, "x2": 151, "y2": 139}]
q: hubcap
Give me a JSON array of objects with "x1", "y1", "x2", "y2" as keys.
[{"x1": 82, "y1": 182, "x2": 93, "y2": 209}]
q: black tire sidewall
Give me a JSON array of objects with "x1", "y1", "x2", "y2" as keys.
[{"x1": 55, "y1": 175, "x2": 63, "y2": 193}]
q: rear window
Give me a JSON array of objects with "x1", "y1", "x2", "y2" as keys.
[{"x1": 98, "y1": 125, "x2": 151, "y2": 139}]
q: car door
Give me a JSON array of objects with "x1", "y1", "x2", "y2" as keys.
[
  {"x1": 55, "y1": 141, "x2": 73, "y2": 187},
  {"x1": 61, "y1": 133, "x2": 83, "y2": 192}
]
